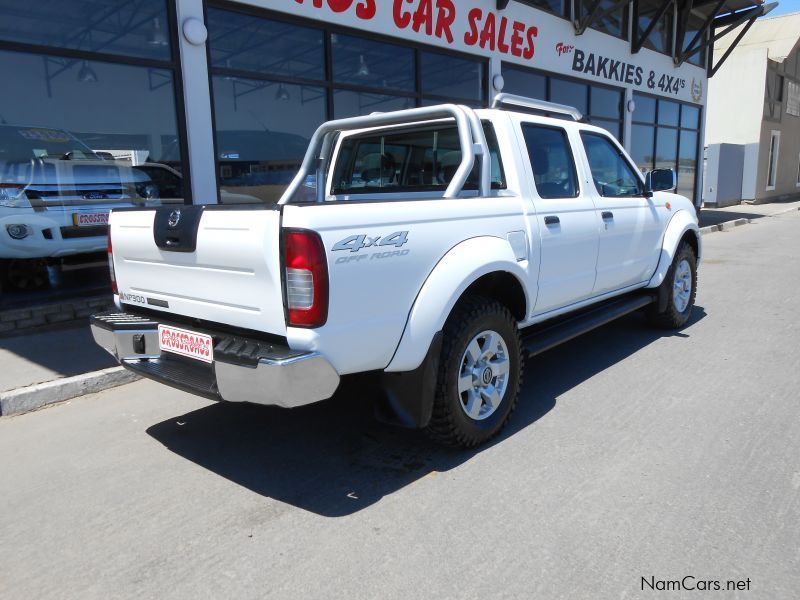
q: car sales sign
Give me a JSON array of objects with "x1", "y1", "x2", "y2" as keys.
[{"x1": 270, "y1": 0, "x2": 705, "y2": 104}]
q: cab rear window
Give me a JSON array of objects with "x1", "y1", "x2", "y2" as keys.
[{"x1": 331, "y1": 122, "x2": 506, "y2": 196}]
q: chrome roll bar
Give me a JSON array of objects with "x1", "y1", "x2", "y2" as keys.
[{"x1": 278, "y1": 103, "x2": 491, "y2": 204}]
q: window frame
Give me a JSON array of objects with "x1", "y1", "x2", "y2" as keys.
[
  {"x1": 579, "y1": 130, "x2": 646, "y2": 198},
  {"x1": 517, "y1": 0, "x2": 570, "y2": 20},
  {"x1": 787, "y1": 79, "x2": 800, "y2": 117},
  {"x1": 631, "y1": 91, "x2": 702, "y2": 203},
  {"x1": 520, "y1": 121, "x2": 581, "y2": 200},
  {"x1": 633, "y1": 0, "x2": 674, "y2": 57},
  {"x1": 575, "y1": 0, "x2": 630, "y2": 42},
  {"x1": 766, "y1": 130, "x2": 780, "y2": 191},
  {"x1": 796, "y1": 151, "x2": 800, "y2": 188},
  {"x1": 326, "y1": 120, "x2": 506, "y2": 201},
  {"x1": 0, "y1": 0, "x2": 193, "y2": 203}
]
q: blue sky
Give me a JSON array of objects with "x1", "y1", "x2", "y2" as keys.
[{"x1": 770, "y1": 0, "x2": 800, "y2": 16}]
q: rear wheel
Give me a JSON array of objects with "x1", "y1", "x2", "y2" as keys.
[
  {"x1": 425, "y1": 296, "x2": 523, "y2": 448},
  {"x1": 648, "y1": 241, "x2": 697, "y2": 329}
]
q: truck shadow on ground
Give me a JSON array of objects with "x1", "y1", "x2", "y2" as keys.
[
  {"x1": 698, "y1": 209, "x2": 764, "y2": 228},
  {"x1": 146, "y1": 306, "x2": 706, "y2": 518}
]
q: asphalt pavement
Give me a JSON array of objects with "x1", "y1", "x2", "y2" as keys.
[{"x1": 1, "y1": 212, "x2": 798, "y2": 600}]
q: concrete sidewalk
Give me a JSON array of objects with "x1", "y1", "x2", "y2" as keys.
[
  {"x1": 0, "y1": 324, "x2": 116, "y2": 393},
  {"x1": 699, "y1": 198, "x2": 800, "y2": 228},
  {"x1": 0, "y1": 323, "x2": 136, "y2": 416}
]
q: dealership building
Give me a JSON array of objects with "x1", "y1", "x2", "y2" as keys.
[{"x1": 0, "y1": 0, "x2": 772, "y2": 292}]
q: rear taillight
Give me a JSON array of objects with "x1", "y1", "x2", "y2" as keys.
[
  {"x1": 107, "y1": 233, "x2": 117, "y2": 295},
  {"x1": 283, "y1": 229, "x2": 328, "y2": 328}
]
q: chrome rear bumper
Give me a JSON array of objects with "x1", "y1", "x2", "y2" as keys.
[{"x1": 90, "y1": 311, "x2": 340, "y2": 408}]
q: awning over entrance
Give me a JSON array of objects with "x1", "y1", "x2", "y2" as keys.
[{"x1": 497, "y1": 0, "x2": 777, "y2": 77}]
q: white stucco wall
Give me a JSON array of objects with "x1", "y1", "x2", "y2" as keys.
[{"x1": 706, "y1": 47, "x2": 768, "y2": 146}]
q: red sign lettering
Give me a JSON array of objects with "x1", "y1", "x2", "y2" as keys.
[
  {"x1": 393, "y1": 0, "x2": 455, "y2": 43},
  {"x1": 295, "y1": 0, "x2": 376, "y2": 21},
  {"x1": 294, "y1": 1, "x2": 538, "y2": 60},
  {"x1": 464, "y1": 9, "x2": 537, "y2": 59},
  {"x1": 556, "y1": 42, "x2": 574, "y2": 56}
]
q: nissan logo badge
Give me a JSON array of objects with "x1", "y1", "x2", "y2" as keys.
[{"x1": 168, "y1": 209, "x2": 181, "y2": 228}]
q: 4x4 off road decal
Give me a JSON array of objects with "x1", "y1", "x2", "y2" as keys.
[
  {"x1": 332, "y1": 231, "x2": 410, "y2": 264},
  {"x1": 332, "y1": 231, "x2": 408, "y2": 253}
]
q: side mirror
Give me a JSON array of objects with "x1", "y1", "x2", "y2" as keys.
[{"x1": 645, "y1": 168, "x2": 676, "y2": 194}]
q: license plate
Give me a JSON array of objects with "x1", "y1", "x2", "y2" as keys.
[
  {"x1": 158, "y1": 325, "x2": 214, "y2": 363},
  {"x1": 73, "y1": 212, "x2": 109, "y2": 227}
]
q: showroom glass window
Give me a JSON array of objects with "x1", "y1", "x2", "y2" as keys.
[
  {"x1": 524, "y1": 0, "x2": 567, "y2": 18},
  {"x1": 577, "y1": 0, "x2": 628, "y2": 40},
  {"x1": 503, "y1": 65, "x2": 624, "y2": 141},
  {"x1": 682, "y1": 8, "x2": 708, "y2": 68},
  {"x1": 0, "y1": 0, "x2": 187, "y2": 285},
  {"x1": 635, "y1": 0, "x2": 673, "y2": 55},
  {"x1": 206, "y1": 5, "x2": 487, "y2": 204},
  {"x1": 630, "y1": 93, "x2": 701, "y2": 202}
]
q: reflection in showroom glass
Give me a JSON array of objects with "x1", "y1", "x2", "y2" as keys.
[{"x1": 0, "y1": 44, "x2": 184, "y2": 294}]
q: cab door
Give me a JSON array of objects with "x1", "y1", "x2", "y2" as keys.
[
  {"x1": 514, "y1": 118, "x2": 600, "y2": 315},
  {"x1": 576, "y1": 131, "x2": 666, "y2": 294}
]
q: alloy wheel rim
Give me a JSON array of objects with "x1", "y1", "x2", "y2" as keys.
[
  {"x1": 457, "y1": 329, "x2": 510, "y2": 421},
  {"x1": 673, "y1": 259, "x2": 692, "y2": 313}
]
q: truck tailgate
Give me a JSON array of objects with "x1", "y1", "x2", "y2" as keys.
[{"x1": 110, "y1": 206, "x2": 286, "y2": 336}]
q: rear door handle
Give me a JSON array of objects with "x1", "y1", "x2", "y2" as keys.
[
  {"x1": 602, "y1": 211, "x2": 614, "y2": 220},
  {"x1": 544, "y1": 216, "x2": 560, "y2": 225}
]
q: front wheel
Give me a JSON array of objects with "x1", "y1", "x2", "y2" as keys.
[
  {"x1": 648, "y1": 241, "x2": 697, "y2": 329},
  {"x1": 425, "y1": 296, "x2": 523, "y2": 448}
]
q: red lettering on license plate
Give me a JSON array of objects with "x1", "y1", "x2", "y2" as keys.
[{"x1": 158, "y1": 325, "x2": 214, "y2": 363}]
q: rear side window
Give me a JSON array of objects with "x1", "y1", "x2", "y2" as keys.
[
  {"x1": 331, "y1": 122, "x2": 506, "y2": 196},
  {"x1": 521, "y1": 124, "x2": 579, "y2": 199},
  {"x1": 580, "y1": 132, "x2": 643, "y2": 197}
]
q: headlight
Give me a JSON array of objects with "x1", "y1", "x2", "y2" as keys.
[
  {"x1": 6, "y1": 224, "x2": 32, "y2": 239},
  {"x1": 0, "y1": 185, "x2": 32, "y2": 208}
]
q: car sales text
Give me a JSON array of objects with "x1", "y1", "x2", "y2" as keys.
[{"x1": 294, "y1": 0, "x2": 538, "y2": 58}]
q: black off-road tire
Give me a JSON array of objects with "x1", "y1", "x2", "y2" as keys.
[
  {"x1": 648, "y1": 241, "x2": 697, "y2": 329},
  {"x1": 425, "y1": 295, "x2": 523, "y2": 448}
]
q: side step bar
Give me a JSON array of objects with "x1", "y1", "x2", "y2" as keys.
[{"x1": 522, "y1": 294, "x2": 655, "y2": 357}]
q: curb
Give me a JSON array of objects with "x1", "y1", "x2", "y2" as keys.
[
  {"x1": 700, "y1": 218, "x2": 750, "y2": 236},
  {"x1": 0, "y1": 367, "x2": 140, "y2": 417},
  {"x1": 700, "y1": 205, "x2": 800, "y2": 236}
]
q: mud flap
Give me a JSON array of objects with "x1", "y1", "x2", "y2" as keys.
[
  {"x1": 374, "y1": 331, "x2": 443, "y2": 429},
  {"x1": 657, "y1": 277, "x2": 670, "y2": 313}
]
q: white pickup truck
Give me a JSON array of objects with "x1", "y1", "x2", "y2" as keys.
[{"x1": 91, "y1": 94, "x2": 700, "y2": 448}]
